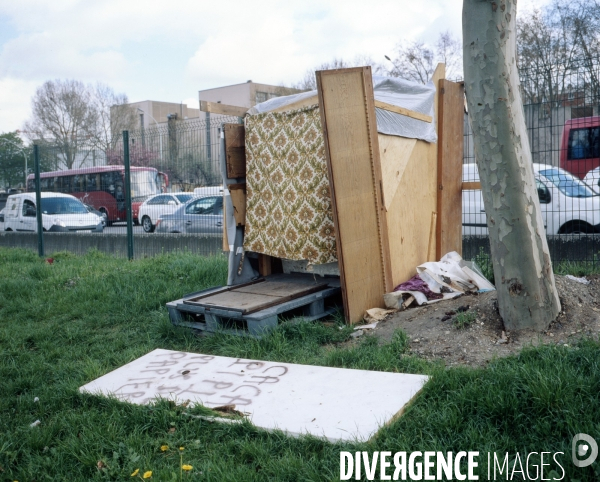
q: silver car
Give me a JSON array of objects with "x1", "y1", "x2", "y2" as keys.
[{"x1": 155, "y1": 195, "x2": 223, "y2": 234}]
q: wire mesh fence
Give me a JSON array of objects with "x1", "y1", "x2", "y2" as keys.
[
  {"x1": 463, "y1": 55, "x2": 600, "y2": 268},
  {"x1": 4, "y1": 57, "x2": 600, "y2": 267},
  {"x1": 1, "y1": 114, "x2": 238, "y2": 258}
]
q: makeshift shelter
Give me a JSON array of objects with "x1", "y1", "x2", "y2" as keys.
[{"x1": 169, "y1": 65, "x2": 464, "y2": 331}]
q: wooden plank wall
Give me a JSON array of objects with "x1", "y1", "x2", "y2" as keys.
[
  {"x1": 436, "y1": 79, "x2": 465, "y2": 258},
  {"x1": 317, "y1": 67, "x2": 393, "y2": 324},
  {"x1": 378, "y1": 64, "x2": 446, "y2": 288}
]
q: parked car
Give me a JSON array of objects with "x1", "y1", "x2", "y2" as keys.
[
  {"x1": 0, "y1": 207, "x2": 4, "y2": 223},
  {"x1": 3, "y1": 192, "x2": 103, "y2": 233},
  {"x1": 155, "y1": 195, "x2": 223, "y2": 234},
  {"x1": 193, "y1": 186, "x2": 223, "y2": 197},
  {"x1": 137, "y1": 192, "x2": 197, "y2": 233},
  {"x1": 84, "y1": 203, "x2": 107, "y2": 228},
  {"x1": 559, "y1": 116, "x2": 600, "y2": 179},
  {"x1": 463, "y1": 163, "x2": 600, "y2": 235}
]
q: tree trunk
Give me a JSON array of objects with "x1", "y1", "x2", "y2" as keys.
[{"x1": 463, "y1": 0, "x2": 561, "y2": 331}]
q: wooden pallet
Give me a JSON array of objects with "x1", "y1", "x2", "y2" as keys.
[{"x1": 167, "y1": 274, "x2": 341, "y2": 337}]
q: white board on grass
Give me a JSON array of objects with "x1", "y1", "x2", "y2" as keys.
[{"x1": 79, "y1": 349, "x2": 428, "y2": 442}]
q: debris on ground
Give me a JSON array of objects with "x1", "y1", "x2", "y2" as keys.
[
  {"x1": 565, "y1": 275, "x2": 590, "y2": 285},
  {"x1": 384, "y1": 252, "x2": 495, "y2": 309},
  {"x1": 341, "y1": 275, "x2": 600, "y2": 367},
  {"x1": 364, "y1": 308, "x2": 395, "y2": 323}
]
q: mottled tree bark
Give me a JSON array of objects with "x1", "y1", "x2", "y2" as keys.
[{"x1": 463, "y1": 0, "x2": 560, "y2": 330}]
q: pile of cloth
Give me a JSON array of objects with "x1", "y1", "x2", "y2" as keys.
[{"x1": 384, "y1": 251, "x2": 495, "y2": 309}]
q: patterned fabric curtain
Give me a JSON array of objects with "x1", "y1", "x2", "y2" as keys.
[{"x1": 244, "y1": 106, "x2": 337, "y2": 265}]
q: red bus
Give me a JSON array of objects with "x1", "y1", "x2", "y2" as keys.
[
  {"x1": 27, "y1": 166, "x2": 168, "y2": 225},
  {"x1": 560, "y1": 116, "x2": 600, "y2": 179}
]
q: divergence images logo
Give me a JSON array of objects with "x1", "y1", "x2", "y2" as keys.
[{"x1": 572, "y1": 433, "x2": 598, "y2": 468}]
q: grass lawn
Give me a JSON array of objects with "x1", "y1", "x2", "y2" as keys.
[{"x1": 0, "y1": 247, "x2": 599, "y2": 481}]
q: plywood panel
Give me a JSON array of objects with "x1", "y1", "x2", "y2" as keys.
[
  {"x1": 317, "y1": 67, "x2": 392, "y2": 324},
  {"x1": 224, "y1": 124, "x2": 246, "y2": 179},
  {"x1": 186, "y1": 278, "x2": 328, "y2": 314},
  {"x1": 383, "y1": 138, "x2": 438, "y2": 286},
  {"x1": 436, "y1": 79, "x2": 465, "y2": 258},
  {"x1": 381, "y1": 63, "x2": 445, "y2": 288},
  {"x1": 379, "y1": 136, "x2": 417, "y2": 211}
]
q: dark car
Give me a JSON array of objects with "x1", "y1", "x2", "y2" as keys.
[
  {"x1": 84, "y1": 203, "x2": 107, "y2": 228},
  {"x1": 155, "y1": 196, "x2": 223, "y2": 234}
]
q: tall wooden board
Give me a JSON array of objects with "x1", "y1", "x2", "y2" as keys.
[
  {"x1": 316, "y1": 67, "x2": 392, "y2": 324},
  {"x1": 436, "y1": 79, "x2": 465, "y2": 258}
]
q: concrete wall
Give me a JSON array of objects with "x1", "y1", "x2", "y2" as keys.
[
  {"x1": 0, "y1": 232, "x2": 224, "y2": 259},
  {"x1": 199, "y1": 82, "x2": 300, "y2": 108},
  {"x1": 128, "y1": 101, "x2": 201, "y2": 127}
]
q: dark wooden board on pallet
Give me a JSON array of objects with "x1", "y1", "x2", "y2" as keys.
[
  {"x1": 224, "y1": 123, "x2": 246, "y2": 178},
  {"x1": 183, "y1": 274, "x2": 330, "y2": 315},
  {"x1": 183, "y1": 279, "x2": 265, "y2": 304}
]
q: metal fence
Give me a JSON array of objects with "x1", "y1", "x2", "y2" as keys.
[
  {"x1": 0, "y1": 114, "x2": 239, "y2": 259},
  {"x1": 463, "y1": 55, "x2": 600, "y2": 267},
  {"x1": 4, "y1": 57, "x2": 600, "y2": 267}
]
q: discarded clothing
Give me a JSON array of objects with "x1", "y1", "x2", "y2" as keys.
[
  {"x1": 393, "y1": 274, "x2": 442, "y2": 300},
  {"x1": 384, "y1": 251, "x2": 495, "y2": 309}
]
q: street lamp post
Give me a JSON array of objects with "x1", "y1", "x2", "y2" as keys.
[{"x1": 0, "y1": 138, "x2": 29, "y2": 188}]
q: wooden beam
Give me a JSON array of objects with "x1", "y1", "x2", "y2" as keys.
[
  {"x1": 462, "y1": 181, "x2": 481, "y2": 190},
  {"x1": 223, "y1": 124, "x2": 246, "y2": 179},
  {"x1": 258, "y1": 254, "x2": 272, "y2": 276},
  {"x1": 374, "y1": 100, "x2": 433, "y2": 123},
  {"x1": 200, "y1": 101, "x2": 248, "y2": 118},
  {"x1": 436, "y1": 78, "x2": 465, "y2": 259}
]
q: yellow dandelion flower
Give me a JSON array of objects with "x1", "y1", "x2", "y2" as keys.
[
  {"x1": 179, "y1": 446, "x2": 184, "y2": 451},
  {"x1": 182, "y1": 464, "x2": 193, "y2": 471},
  {"x1": 130, "y1": 468, "x2": 139, "y2": 476},
  {"x1": 143, "y1": 470, "x2": 152, "y2": 479},
  {"x1": 160, "y1": 445, "x2": 169, "y2": 452}
]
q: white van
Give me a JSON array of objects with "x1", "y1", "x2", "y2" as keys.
[
  {"x1": 4, "y1": 192, "x2": 103, "y2": 232},
  {"x1": 193, "y1": 186, "x2": 223, "y2": 197},
  {"x1": 463, "y1": 163, "x2": 600, "y2": 235}
]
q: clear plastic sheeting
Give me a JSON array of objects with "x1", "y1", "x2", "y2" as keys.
[{"x1": 247, "y1": 75, "x2": 437, "y2": 143}]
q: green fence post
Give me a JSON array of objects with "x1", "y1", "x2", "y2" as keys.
[
  {"x1": 33, "y1": 144, "x2": 44, "y2": 257},
  {"x1": 123, "y1": 131, "x2": 134, "y2": 260}
]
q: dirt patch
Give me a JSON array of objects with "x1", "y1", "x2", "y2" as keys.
[{"x1": 363, "y1": 275, "x2": 600, "y2": 367}]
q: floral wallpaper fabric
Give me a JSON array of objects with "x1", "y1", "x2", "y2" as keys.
[{"x1": 243, "y1": 106, "x2": 337, "y2": 265}]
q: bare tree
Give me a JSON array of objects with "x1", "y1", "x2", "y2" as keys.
[
  {"x1": 517, "y1": 1, "x2": 600, "y2": 103},
  {"x1": 91, "y1": 83, "x2": 137, "y2": 157},
  {"x1": 463, "y1": 0, "x2": 560, "y2": 331},
  {"x1": 293, "y1": 55, "x2": 385, "y2": 91},
  {"x1": 386, "y1": 31, "x2": 463, "y2": 83},
  {"x1": 24, "y1": 80, "x2": 96, "y2": 169},
  {"x1": 23, "y1": 80, "x2": 136, "y2": 170}
]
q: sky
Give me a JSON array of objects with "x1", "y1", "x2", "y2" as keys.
[{"x1": 0, "y1": 0, "x2": 547, "y2": 135}]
